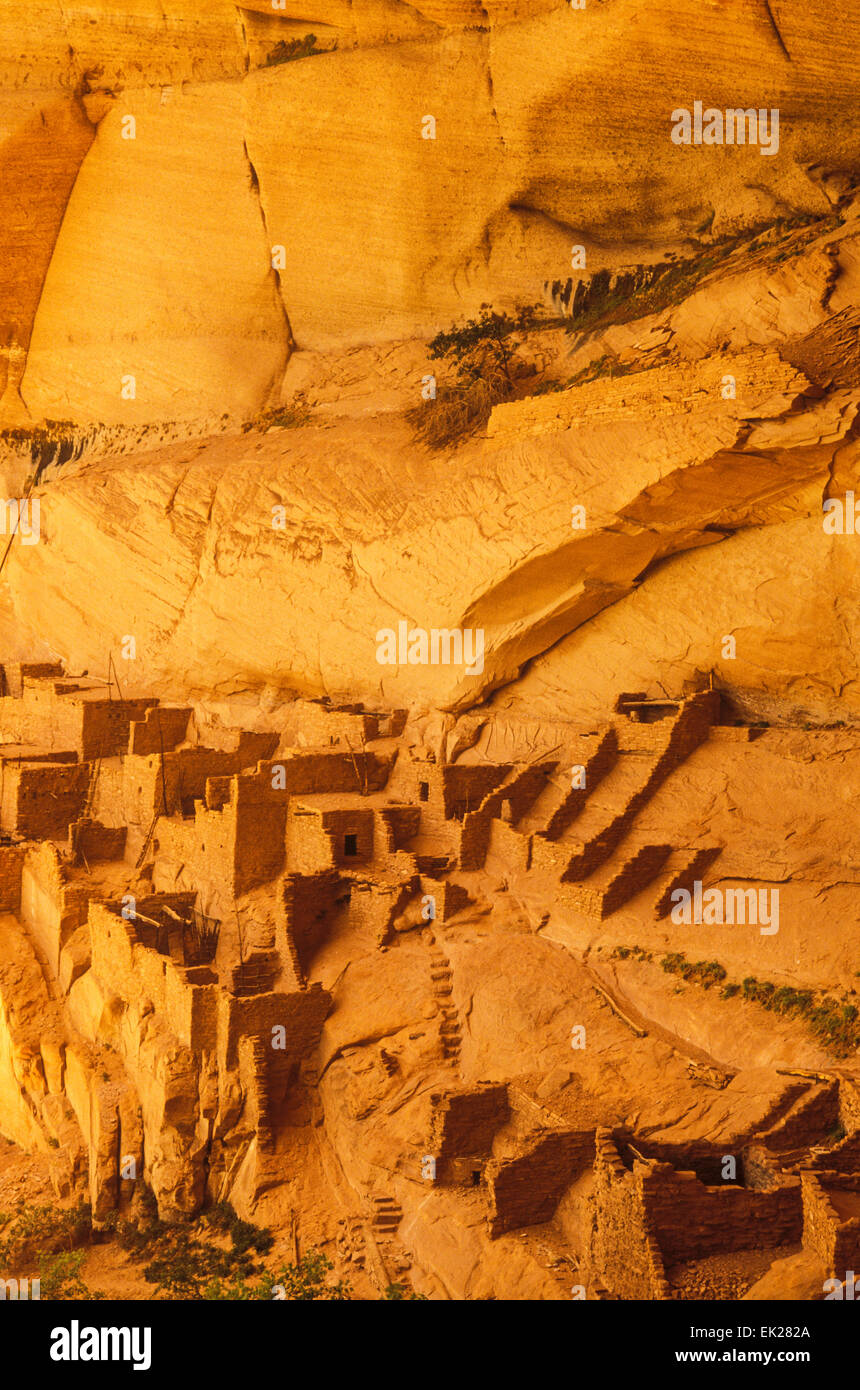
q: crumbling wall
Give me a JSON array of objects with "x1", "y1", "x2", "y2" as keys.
[
  {"x1": 429, "y1": 1083, "x2": 509, "y2": 1171},
  {"x1": 487, "y1": 1128, "x2": 594, "y2": 1237},
  {"x1": 458, "y1": 762, "x2": 555, "y2": 870},
  {"x1": 128, "y1": 705, "x2": 191, "y2": 755},
  {"x1": 592, "y1": 1131, "x2": 670, "y2": 1299},
  {"x1": 281, "y1": 870, "x2": 340, "y2": 980},
  {"x1": 802, "y1": 1172, "x2": 860, "y2": 1275},
  {"x1": 641, "y1": 1162, "x2": 802, "y2": 1262}
]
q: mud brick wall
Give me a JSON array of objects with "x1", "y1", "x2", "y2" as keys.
[
  {"x1": 153, "y1": 802, "x2": 235, "y2": 902},
  {"x1": 377, "y1": 805, "x2": 420, "y2": 852},
  {"x1": 262, "y1": 750, "x2": 391, "y2": 796},
  {"x1": 641, "y1": 1164, "x2": 802, "y2": 1262},
  {"x1": 69, "y1": 817, "x2": 127, "y2": 864},
  {"x1": 560, "y1": 694, "x2": 720, "y2": 885},
  {"x1": 802, "y1": 1172, "x2": 842, "y2": 1271},
  {"x1": 20, "y1": 841, "x2": 86, "y2": 976},
  {"x1": 0, "y1": 844, "x2": 23, "y2": 910},
  {"x1": 285, "y1": 701, "x2": 379, "y2": 746},
  {"x1": 89, "y1": 902, "x2": 218, "y2": 1054},
  {"x1": 80, "y1": 699, "x2": 159, "y2": 760},
  {"x1": 530, "y1": 833, "x2": 573, "y2": 882},
  {"x1": 282, "y1": 871, "x2": 340, "y2": 978},
  {"x1": 485, "y1": 818, "x2": 531, "y2": 877},
  {"x1": 459, "y1": 762, "x2": 556, "y2": 870},
  {"x1": 429, "y1": 1084, "x2": 510, "y2": 1162},
  {"x1": 169, "y1": 736, "x2": 280, "y2": 806},
  {"x1": 287, "y1": 805, "x2": 336, "y2": 874},
  {"x1": 232, "y1": 776, "x2": 287, "y2": 895},
  {"x1": 219, "y1": 981, "x2": 331, "y2": 1070},
  {"x1": 488, "y1": 1128, "x2": 595, "y2": 1237},
  {"x1": 1, "y1": 662, "x2": 64, "y2": 698},
  {"x1": 319, "y1": 807, "x2": 374, "y2": 866},
  {"x1": 4, "y1": 762, "x2": 89, "y2": 839},
  {"x1": 6, "y1": 685, "x2": 85, "y2": 751},
  {"x1": 592, "y1": 1132, "x2": 670, "y2": 1299},
  {"x1": 419, "y1": 875, "x2": 469, "y2": 923},
  {"x1": 440, "y1": 764, "x2": 511, "y2": 820},
  {"x1": 205, "y1": 776, "x2": 231, "y2": 811},
  {"x1": 128, "y1": 705, "x2": 191, "y2": 755}
]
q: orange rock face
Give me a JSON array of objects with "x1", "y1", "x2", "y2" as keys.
[{"x1": 0, "y1": 0, "x2": 857, "y2": 1314}]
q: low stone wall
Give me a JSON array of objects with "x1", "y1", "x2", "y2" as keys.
[{"x1": 641, "y1": 1162, "x2": 802, "y2": 1263}]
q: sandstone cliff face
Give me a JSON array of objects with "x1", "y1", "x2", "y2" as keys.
[
  {"x1": 0, "y1": 1, "x2": 860, "y2": 1305},
  {"x1": 2, "y1": 0, "x2": 860, "y2": 422}
]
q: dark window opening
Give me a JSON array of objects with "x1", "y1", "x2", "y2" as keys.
[
  {"x1": 418, "y1": 781, "x2": 429, "y2": 802},
  {"x1": 471, "y1": 1169, "x2": 482, "y2": 1187},
  {"x1": 344, "y1": 833, "x2": 358, "y2": 857}
]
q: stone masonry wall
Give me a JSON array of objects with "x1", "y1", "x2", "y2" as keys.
[
  {"x1": 487, "y1": 1127, "x2": 594, "y2": 1237},
  {"x1": 592, "y1": 1131, "x2": 670, "y2": 1300},
  {"x1": 641, "y1": 1162, "x2": 802, "y2": 1262}
]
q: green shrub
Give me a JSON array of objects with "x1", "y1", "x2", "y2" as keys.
[
  {"x1": 263, "y1": 35, "x2": 335, "y2": 67},
  {"x1": 0, "y1": 1202, "x2": 91, "y2": 1267},
  {"x1": 409, "y1": 303, "x2": 541, "y2": 449}
]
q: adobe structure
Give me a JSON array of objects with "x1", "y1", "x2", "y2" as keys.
[{"x1": 0, "y1": 659, "x2": 856, "y2": 1299}]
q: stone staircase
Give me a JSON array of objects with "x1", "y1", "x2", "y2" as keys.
[
  {"x1": 368, "y1": 1193, "x2": 403, "y2": 1235},
  {"x1": 428, "y1": 935, "x2": 462, "y2": 1066}
]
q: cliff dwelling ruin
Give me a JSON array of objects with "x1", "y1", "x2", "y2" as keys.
[{"x1": 0, "y1": 0, "x2": 858, "y2": 1340}]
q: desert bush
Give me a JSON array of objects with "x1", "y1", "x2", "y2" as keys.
[
  {"x1": 0, "y1": 1202, "x2": 92, "y2": 1267},
  {"x1": 263, "y1": 35, "x2": 335, "y2": 67},
  {"x1": 665, "y1": 957, "x2": 860, "y2": 1056},
  {"x1": 409, "y1": 303, "x2": 540, "y2": 449}
]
